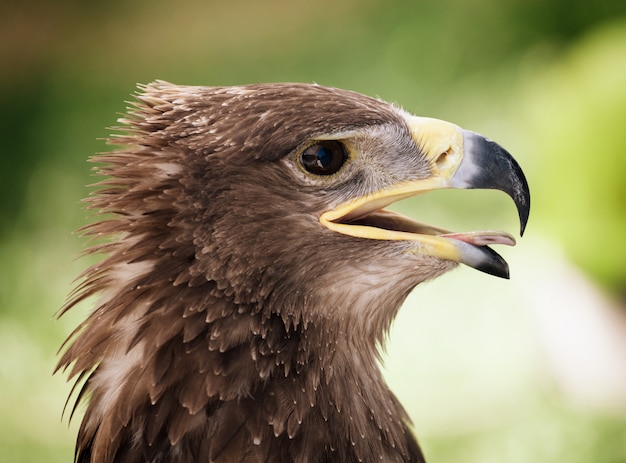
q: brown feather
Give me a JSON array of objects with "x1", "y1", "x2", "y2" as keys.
[{"x1": 57, "y1": 81, "x2": 450, "y2": 462}]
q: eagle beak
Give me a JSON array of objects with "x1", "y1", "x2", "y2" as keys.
[{"x1": 319, "y1": 117, "x2": 530, "y2": 279}]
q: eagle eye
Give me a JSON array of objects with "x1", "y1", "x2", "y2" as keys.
[{"x1": 300, "y1": 141, "x2": 347, "y2": 176}]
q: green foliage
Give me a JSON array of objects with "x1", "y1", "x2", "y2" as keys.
[{"x1": 514, "y1": 21, "x2": 626, "y2": 294}]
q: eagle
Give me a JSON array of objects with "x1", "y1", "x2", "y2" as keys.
[{"x1": 57, "y1": 81, "x2": 530, "y2": 463}]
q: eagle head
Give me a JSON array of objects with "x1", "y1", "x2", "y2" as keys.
[{"x1": 58, "y1": 81, "x2": 529, "y2": 463}]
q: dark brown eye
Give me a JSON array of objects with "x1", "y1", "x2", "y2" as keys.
[{"x1": 300, "y1": 141, "x2": 347, "y2": 176}]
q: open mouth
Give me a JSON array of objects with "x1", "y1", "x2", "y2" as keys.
[
  {"x1": 339, "y1": 208, "x2": 516, "y2": 247},
  {"x1": 319, "y1": 188, "x2": 516, "y2": 246},
  {"x1": 319, "y1": 187, "x2": 519, "y2": 279}
]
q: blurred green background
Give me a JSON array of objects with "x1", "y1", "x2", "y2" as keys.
[{"x1": 1, "y1": 0, "x2": 626, "y2": 461}]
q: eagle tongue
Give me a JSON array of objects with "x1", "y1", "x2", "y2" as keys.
[{"x1": 439, "y1": 230, "x2": 516, "y2": 247}]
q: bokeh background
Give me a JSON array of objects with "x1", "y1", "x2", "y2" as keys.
[{"x1": 1, "y1": 0, "x2": 626, "y2": 461}]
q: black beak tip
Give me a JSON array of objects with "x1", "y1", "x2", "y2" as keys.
[
  {"x1": 455, "y1": 239, "x2": 511, "y2": 279},
  {"x1": 460, "y1": 131, "x2": 531, "y2": 238},
  {"x1": 517, "y1": 186, "x2": 530, "y2": 237},
  {"x1": 475, "y1": 252, "x2": 510, "y2": 279}
]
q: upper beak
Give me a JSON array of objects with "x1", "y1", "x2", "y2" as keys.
[{"x1": 320, "y1": 116, "x2": 530, "y2": 279}]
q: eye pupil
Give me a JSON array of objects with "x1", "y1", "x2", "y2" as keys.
[
  {"x1": 300, "y1": 141, "x2": 347, "y2": 175},
  {"x1": 316, "y1": 146, "x2": 333, "y2": 168}
]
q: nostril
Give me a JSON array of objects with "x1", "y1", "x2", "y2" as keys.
[{"x1": 435, "y1": 148, "x2": 453, "y2": 170}]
